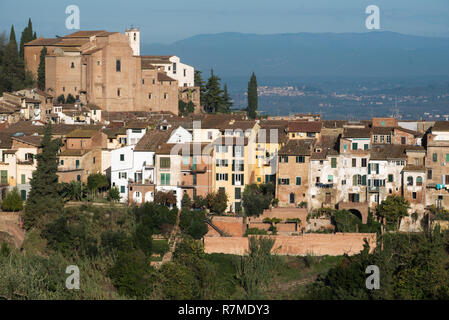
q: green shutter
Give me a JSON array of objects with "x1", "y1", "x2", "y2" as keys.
[
  {"x1": 433, "y1": 153, "x2": 438, "y2": 162},
  {"x1": 362, "y1": 175, "x2": 367, "y2": 186},
  {"x1": 446, "y1": 154, "x2": 449, "y2": 162},
  {"x1": 1, "y1": 170, "x2": 7, "y2": 184},
  {"x1": 21, "y1": 174, "x2": 26, "y2": 184},
  {"x1": 352, "y1": 143, "x2": 358, "y2": 150},
  {"x1": 376, "y1": 163, "x2": 379, "y2": 174},
  {"x1": 388, "y1": 174, "x2": 393, "y2": 182},
  {"x1": 296, "y1": 177, "x2": 302, "y2": 185},
  {"x1": 368, "y1": 163, "x2": 371, "y2": 174},
  {"x1": 331, "y1": 158, "x2": 337, "y2": 168}
]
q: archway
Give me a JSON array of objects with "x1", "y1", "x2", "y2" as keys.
[{"x1": 348, "y1": 209, "x2": 363, "y2": 221}]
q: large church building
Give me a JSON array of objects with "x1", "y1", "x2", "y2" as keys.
[{"x1": 24, "y1": 28, "x2": 199, "y2": 114}]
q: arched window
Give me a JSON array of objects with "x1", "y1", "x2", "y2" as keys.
[
  {"x1": 407, "y1": 176, "x2": 413, "y2": 186},
  {"x1": 71, "y1": 62, "x2": 75, "y2": 68},
  {"x1": 416, "y1": 176, "x2": 423, "y2": 186}
]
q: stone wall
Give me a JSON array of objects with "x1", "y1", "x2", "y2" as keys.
[{"x1": 204, "y1": 233, "x2": 376, "y2": 256}]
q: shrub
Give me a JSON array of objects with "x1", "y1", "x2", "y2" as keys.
[
  {"x1": 244, "y1": 228, "x2": 268, "y2": 236},
  {"x1": 1, "y1": 187, "x2": 23, "y2": 212},
  {"x1": 107, "y1": 187, "x2": 121, "y2": 202}
]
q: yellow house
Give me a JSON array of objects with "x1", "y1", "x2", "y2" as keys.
[
  {"x1": 253, "y1": 124, "x2": 287, "y2": 185},
  {"x1": 287, "y1": 120, "x2": 322, "y2": 140},
  {"x1": 212, "y1": 136, "x2": 255, "y2": 213}
]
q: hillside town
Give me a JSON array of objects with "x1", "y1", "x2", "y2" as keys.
[
  {"x1": 0, "y1": 28, "x2": 448, "y2": 232},
  {"x1": 2, "y1": 22, "x2": 449, "y2": 302}
]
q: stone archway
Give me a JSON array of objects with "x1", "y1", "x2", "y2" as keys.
[{"x1": 337, "y1": 201, "x2": 369, "y2": 224}]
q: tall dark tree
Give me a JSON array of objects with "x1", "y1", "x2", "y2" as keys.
[
  {"x1": 23, "y1": 123, "x2": 63, "y2": 230},
  {"x1": 19, "y1": 18, "x2": 34, "y2": 59},
  {"x1": 0, "y1": 25, "x2": 33, "y2": 93},
  {"x1": 247, "y1": 72, "x2": 258, "y2": 119},
  {"x1": 37, "y1": 46, "x2": 47, "y2": 90},
  {"x1": 221, "y1": 84, "x2": 233, "y2": 113},
  {"x1": 194, "y1": 70, "x2": 206, "y2": 106},
  {"x1": 204, "y1": 69, "x2": 223, "y2": 113}
]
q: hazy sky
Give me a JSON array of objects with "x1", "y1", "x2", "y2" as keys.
[{"x1": 1, "y1": 0, "x2": 448, "y2": 43}]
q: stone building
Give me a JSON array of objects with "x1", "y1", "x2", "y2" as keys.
[{"x1": 24, "y1": 30, "x2": 199, "y2": 115}]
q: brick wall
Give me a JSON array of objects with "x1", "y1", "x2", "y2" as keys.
[{"x1": 204, "y1": 233, "x2": 376, "y2": 256}]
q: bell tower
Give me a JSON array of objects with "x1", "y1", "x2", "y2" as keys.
[{"x1": 125, "y1": 26, "x2": 140, "y2": 56}]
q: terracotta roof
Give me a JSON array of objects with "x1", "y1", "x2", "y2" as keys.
[
  {"x1": 278, "y1": 139, "x2": 315, "y2": 156},
  {"x1": 287, "y1": 121, "x2": 322, "y2": 133},
  {"x1": 64, "y1": 30, "x2": 107, "y2": 38},
  {"x1": 157, "y1": 72, "x2": 176, "y2": 82},
  {"x1": 66, "y1": 129, "x2": 101, "y2": 138},
  {"x1": 343, "y1": 127, "x2": 371, "y2": 138},
  {"x1": 12, "y1": 135, "x2": 43, "y2": 147},
  {"x1": 0, "y1": 133, "x2": 13, "y2": 149},
  {"x1": 403, "y1": 165, "x2": 426, "y2": 172},
  {"x1": 134, "y1": 130, "x2": 173, "y2": 152},
  {"x1": 371, "y1": 126, "x2": 394, "y2": 135},
  {"x1": 432, "y1": 121, "x2": 449, "y2": 132},
  {"x1": 102, "y1": 127, "x2": 126, "y2": 139},
  {"x1": 219, "y1": 120, "x2": 256, "y2": 132},
  {"x1": 311, "y1": 135, "x2": 339, "y2": 160},
  {"x1": 24, "y1": 37, "x2": 60, "y2": 46},
  {"x1": 370, "y1": 144, "x2": 407, "y2": 160},
  {"x1": 394, "y1": 127, "x2": 420, "y2": 137}
]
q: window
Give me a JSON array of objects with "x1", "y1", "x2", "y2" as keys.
[
  {"x1": 416, "y1": 176, "x2": 423, "y2": 186},
  {"x1": 160, "y1": 157, "x2": 171, "y2": 169},
  {"x1": 164, "y1": 93, "x2": 168, "y2": 99},
  {"x1": 216, "y1": 145, "x2": 228, "y2": 153},
  {"x1": 407, "y1": 176, "x2": 413, "y2": 186},
  {"x1": 349, "y1": 193, "x2": 360, "y2": 203},
  {"x1": 120, "y1": 186, "x2": 125, "y2": 193},
  {"x1": 208, "y1": 131, "x2": 213, "y2": 140},
  {"x1": 373, "y1": 135, "x2": 378, "y2": 143},
  {"x1": 380, "y1": 135, "x2": 385, "y2": 143},
  {"x1": 296, "y1": 156, "x2": 305, "y2": 163},
  {"x1": 331, "y1": 158, "x2": 337, "y2": 168},
  {"x1": 400, "y1": 136, "x2": 406, "y2": 145},
  {"x1": 433, "y1": 153, "x2": 438, "y2": 162},
  {"x1": 148, "y1": 93, "x2": 152, "y2": 99},
  {"x1": 342, "y1": 179, "x2": 346, "y2": 185},
  {"x1": 119, "y1": 172, "x2": 127, "y2": 179},
  {"x1": 133, "y1": 33, "x2": 136, "y2": 40},
  {"x1": 296, "y1": 177, "x2": 302, "y2": 185},
  {"x1": 20, "y1": 190, "x2": 26, "y2": 200},
  {"x1": 361, "y1": 158, "x2": 367, "y2": 167},
  {"x1": 388, "y1": 174, "x2": 393, "y2": 182},
  {"x1": 60, "y1": 160, "x2": 64, "y2": 166},
  {"x1": 75, "y1": 160, "x2": 80, "y2": 169},
  {"x1": 289, "y1": 193, "x2": 295, "y2": 204},
  {"x1": 21, "y1": 174, "x2": 26, "y2": 184},
  {"x1": 173, "y1": 62, "x2": 177, "y2": 74},
  {"x1": 387, "y1": 135, "x2": 391, "y2": 144},
  {"x1": 279, "y1": 156, "x2": 288, "y2": 163},
  {"x1": 117, "y1": 89, "x2": 121, "y2": 96},
  {"x1": 97, "y1": 60, "x2": 101, "y2": 65},
  {"x1": 216, "y1": 173, "x2": 228, "y2": 181},
  {"x1": 278, "y1": 178, "x2": 290, "y2": 185},
  {"x1": 233, "y1": 174, "x2": 243, "y2": 186},
  {"x1": 352, "y1": 142, "x2": 358, "y2": 150},
  {"x1": 116, "y1": 59, "x2": 121, "y2": 72},
  {"x1": 235, "y1": 188, "x2": 241, "y2": 200},
  {"x1": 352, "y1": 158, "x2": 357, "y2": 167},
  {"x1": 364, "y1": 144, "x2": 369, "y2": 150},
  {"x1": 428, "y1": 169, "x2": 433, "y2": 180},
  {"x1": 93, "y1": 157, "x2": 96, "y2": 164},
  {"x1": 76, "y1": 175, "x2": 81, "y2": 181},
  {"x1": 233, "y1": 145, "x2": 244, "y2": 157},
  {"x1": 71, "y1": 62, "x2": 75, "y2": 68},
  {"x1": 328, "y1": 175, "x2": 333, "y2": 183},
  {"x1": 120, "y1": 154, "x2": 125, "y2": 161},
  {"x1": 412, "y1": 192, "x2": 417, "y2": 199},
  {"x1": 446, "y1": 154, "x2": 449, "y2": 162},
  {"x1": 160, "y1": 173, "x2": 171, "y2": 185},
  {"x1": 183, "y1": 69, "x2": 186, "y2": 77},
  {"x1": 232, "y1": 160, "x2": 244, "y2": 172}
]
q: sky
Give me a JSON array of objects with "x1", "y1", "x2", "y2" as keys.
[{"x1": 1, "y1": 0, "x2": 448, "y2": 44}]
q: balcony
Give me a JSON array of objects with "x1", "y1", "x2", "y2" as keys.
[
  {"x1": 181, "y1": 164, "x2": 207, "y2": 173},
  {"x1": 129, "y1": 178, "x2": 154, "y2": 186},
  {"x1": 315, "y1": 182, "x2": 334, "y2": 189},
  {"x1": 17, "y1": 160, "x2": 34, "y2": 165},
  {"x1": 177, "y1": 181, "x2": 196, "y2": 188},
  {"x1": 367, "y1": 186, "x2": 380, "y2": 192}
]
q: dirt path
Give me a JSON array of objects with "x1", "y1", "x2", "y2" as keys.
[{"x1": 151, "y1": 208, "x2": 181, "y2": 268}]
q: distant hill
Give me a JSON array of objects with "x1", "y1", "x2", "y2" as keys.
[{"x1": 143, "y1": 31, "x2": 449, "y2": 79}]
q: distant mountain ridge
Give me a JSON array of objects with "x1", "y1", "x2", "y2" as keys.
[{"x1": 142, "y1": 31, "x2": 449, "y2": 79}]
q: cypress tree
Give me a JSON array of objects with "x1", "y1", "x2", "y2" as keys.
[
  {"x1": 19, "y1": 18, "x2": 34, "y2": 59},
  {"x1": 194, "y1": 70, "x2": 206, "y2": 106},
  {"x1": 23, "y1": 123, "x2": 63, "y2": 230},
  {"x1": 247, "y1": 72, "x2": 258, "y2": 119},
  {"x1": 222, "y1": 84, "x2": 233, "y2": 113},
  {"x1": 204, "y1": 69, "x2": 223, "y2": 113},
  {"x1": 37, "y1": 46, "x2": 47, "y2": 90}
]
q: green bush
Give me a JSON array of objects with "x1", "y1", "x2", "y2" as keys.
[
  {"x1": 244, "y1": 228, "x2": 268, "y2": 236},
  {"x1": 152, "y1": 239, "x2": 169, "y2": 256},
  {"x1": 180, "y1": 208, "x2": 208, "y2": 239},
  {"x1": 1, "y1": 187, "x2": 23, "y2": 212}
]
